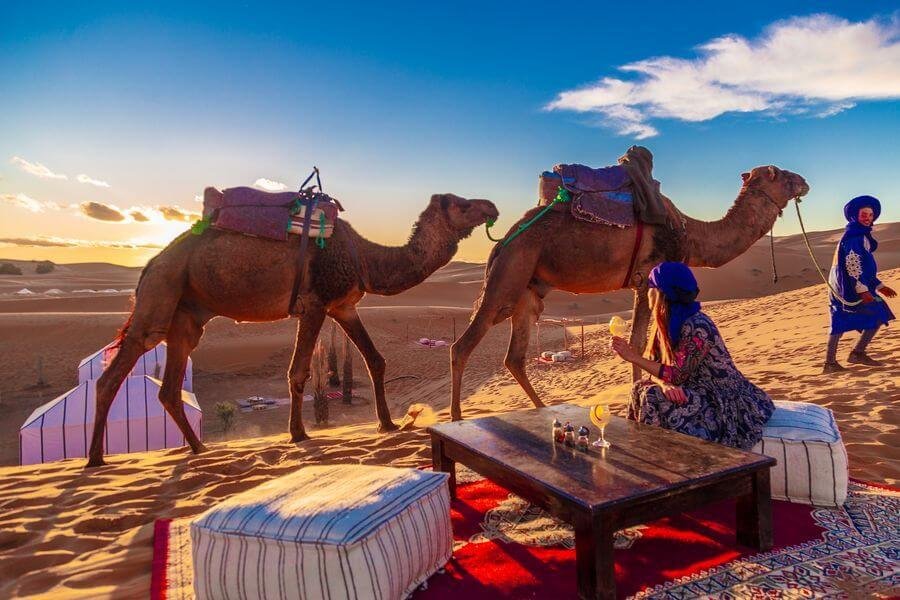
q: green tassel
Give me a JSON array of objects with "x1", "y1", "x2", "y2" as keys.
[
  {"x1": 191, "y1": 216, "x2": 211, "y2": 235},
  {"x1": 316, "y1": 212, "x2": 327, "y2": 249},
  {"x1": 554, "y1": 187, "x2": 571, "y2": 203}
]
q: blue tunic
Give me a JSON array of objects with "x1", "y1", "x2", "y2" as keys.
[{"x1": 828, "y1": 223, "x2": 894, "y2": 335}]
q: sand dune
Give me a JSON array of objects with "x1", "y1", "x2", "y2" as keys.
[{"x1": 0, "y1": 265, "x2": 896, "y2": 598}]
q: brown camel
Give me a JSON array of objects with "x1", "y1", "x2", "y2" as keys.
[
  {"x1": 86, "y1": 193, "x2": 498, "y2": 467},
  {"x1": 450, "y1": 165, "x2": 809, "y2": 420}
]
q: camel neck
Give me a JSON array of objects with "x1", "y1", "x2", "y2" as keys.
[
  {"x1": 355, "y1": 211, "x2": 460, "y2": 296},
  {"x1": 681, "y1": 187, "x2": 784, "y2": 268}
]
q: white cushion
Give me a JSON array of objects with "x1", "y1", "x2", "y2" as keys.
[
  {"x1": 753, "y1": 401, "x2": 848, "y2": 507},
  {"x1": 191, "y1": 465, "x2": 451, "y2": 600}
]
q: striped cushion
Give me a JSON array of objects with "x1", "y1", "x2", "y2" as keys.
[
  {"x1": 191, "y1": 465, "x2": 451, "y2": 600},
  {"x1": 752, "y1": 401, "x2": 848, "y2": 507}
]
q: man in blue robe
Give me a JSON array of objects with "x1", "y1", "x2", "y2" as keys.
[{"x1": 823, "y1": 195, "x2": 896, "y2": 373}]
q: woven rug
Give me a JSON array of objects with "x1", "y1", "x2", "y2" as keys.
[{"x1": 153, "y1": 477, "x2": 899, "y2": 599}]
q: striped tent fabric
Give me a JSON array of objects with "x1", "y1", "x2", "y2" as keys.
[
  {"x1": 78, "y1": 342, "x2": 194, "y2": 392},
  {"x1": 19, "y1": 375, "x2": 202, "y2": 465},
  {"x1": 752, "y1": 400, "x2": 848, "y2": 507},
  {"x1": 191, "y1": 465, "x2": 452, "y2": 600}
]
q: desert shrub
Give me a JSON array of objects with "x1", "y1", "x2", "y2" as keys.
[
  {"x1": 342, "y1": 333, "x2": 353, "y2": 404},
  {"x1": 311, "y1": 341, "x2": 329, "y2": 424},
  {"x1": 35, "y1": 261, "x2": 55, "y2": 274},
  {"x1": 215, "y1": 401, "x2": 236, "y2": 434},
  {"x1": 0, "y1": 262, "x2": 22, "y2": 275}
]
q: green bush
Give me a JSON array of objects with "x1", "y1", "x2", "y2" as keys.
[{"x1": 35, "y1": 261, "x2": 55, "y2": 274}]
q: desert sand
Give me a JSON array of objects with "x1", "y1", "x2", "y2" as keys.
[{"x1": 0, "y1": 224, "x2": 897, "y2": 598}]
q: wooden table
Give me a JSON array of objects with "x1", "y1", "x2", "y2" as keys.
[{"x1": 428, "y1": 404, "x2": 775, "y2": 600}]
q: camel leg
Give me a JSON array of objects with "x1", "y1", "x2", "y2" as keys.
[
  {"x1": 158, "y1": 307, "x2": 208, "y2": 454},
  {"x1": 87, "y1": 303, "x2": 180, "y2": 467},
  {"x1": 331, "y1": 306, "x2": 398, "y2": 432},
  {"x1": 504, "y1": 289, "x2": 545, "y2": 408},
  {"x1": 288, "y1": 305, "x2": 326, "y2": 443},
  {"x1": 450, "y1": 307, "x2": 499, "y2": 421},
  {"x1": 629, "y1": 286, "x2": 651, "y2": 383},
  {"x1": 451, "y1": 245, "x2": 542, "y2": 421}
]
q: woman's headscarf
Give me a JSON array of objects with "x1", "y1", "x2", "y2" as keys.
[
  {"x1": 843, "y1": 195, "x2": 881, "y2": 252},
  {"x1": 648, "y1": 262, "x2": 701, "y2": 345}
]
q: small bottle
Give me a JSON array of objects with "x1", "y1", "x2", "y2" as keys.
[
  {"x1": 564, "y1": 422, "x2": 576, "y2": 446},
  {"x1": 577, "y1": 426, "x2": 590, "y2": 451},
  {"x1": 552, "y1": 419, "x2": 564, "y2": 443}
]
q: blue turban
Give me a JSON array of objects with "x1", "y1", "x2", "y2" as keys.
[
  {"x1": 844, "y1": 195, "x2": 881, "y2": 223},
  {"x1": 843, "y1": 195, "x2": 881, "y2": 251},
  {"x1": 648, "y1": 262, "x2": 701, "y2": 345}
]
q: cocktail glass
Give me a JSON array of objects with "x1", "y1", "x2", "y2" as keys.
[{"x1": 590, "y1": 403, "x2": 611, "y2": 448}]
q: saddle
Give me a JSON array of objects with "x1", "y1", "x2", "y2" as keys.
[
  {"x1": 538, "y1": 164, "x2": 635, "y2": 228},
  {"x1": 201, "y1": 186, "x2": 342, "y2": 242}
]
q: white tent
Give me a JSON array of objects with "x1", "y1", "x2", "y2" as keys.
[
  {"x1": 78, "y1": 342, "x2": 193, "y2": 392},
  {"x1": 20, "y1": 375, "x2": 202, "y2": 465}
]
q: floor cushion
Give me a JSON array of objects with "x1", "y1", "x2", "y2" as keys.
[
  {"x1": 191, "y1": 465, "x2": 451, "y2": 600},
  {"x1": 752, "y1": 400, "x2": 848, "y2": 507}
]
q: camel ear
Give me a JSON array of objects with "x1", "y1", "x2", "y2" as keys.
[
  {"x1": 767, "y1": 166, "x2": 777, "y2": 181},
  {"x1": 429, "y1": 194, "x2": 452, "y2": 210},
  {"x1": 741, "y1": 172, "x2": 750, "y2": 183}
]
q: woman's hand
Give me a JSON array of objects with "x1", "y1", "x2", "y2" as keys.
[
  {"x1": 660, "y1": 383, "x2": 687, "y2": 405},
  {"x1": 880, "y1": 285, "x2": 897, "y2": 298},
  {"x1": 860, "y1": 291, "x2": 875, "y2": 304},
  {"x1": 610, "y1": 336, "x2": 641, "y2": 363}
]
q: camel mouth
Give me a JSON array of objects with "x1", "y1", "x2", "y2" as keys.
[{"x1": 470, "y1": 199, "x2": 500, "y2": 222}]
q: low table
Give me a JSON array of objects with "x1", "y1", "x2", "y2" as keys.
[{"x1": 428, "y1": 404, "x2": 776, "y2": 600}]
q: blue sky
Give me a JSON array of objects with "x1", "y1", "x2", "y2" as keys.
[{"x1": 1, "y1": 1, "x2": 898, "y2": 265}]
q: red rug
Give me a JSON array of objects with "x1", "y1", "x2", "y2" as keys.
[{"x1": 152, "y1": 477, "x2": 899, "y2": 599}]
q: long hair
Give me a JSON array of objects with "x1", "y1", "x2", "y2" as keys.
[{"x1": 644, "y1": 288, "x2": 675, "y2": 365}]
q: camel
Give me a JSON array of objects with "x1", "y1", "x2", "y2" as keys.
[
  {"x1": 86, "y1": 193, "x2": 498, "y2": 467},
  {"x1": 450, "y1": 165, "x2": 809, "y2": 420}
]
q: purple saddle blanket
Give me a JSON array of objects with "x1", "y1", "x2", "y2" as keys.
[
  {"x1": 539, "y1": 166, "x2": 635, "y2": 228},
  {"x1": 202, "y1": 187, "x2": 339, "y2": 241}
]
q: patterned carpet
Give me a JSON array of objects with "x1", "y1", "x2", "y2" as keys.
[{"x1": 154, "y1": 475, "x2": 899, "y2": 599}]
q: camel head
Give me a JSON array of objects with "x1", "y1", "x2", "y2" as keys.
[
  {"x1": 740, "y1": 166, "x2": 810, "y2": 209},
  {"x1": 429, "y1": 193, "x2": 499, "y2": 239}
]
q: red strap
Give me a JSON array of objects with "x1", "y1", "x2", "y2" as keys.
[{"x1": 622, "y1": 221, "x2": 644, "y2": 288}]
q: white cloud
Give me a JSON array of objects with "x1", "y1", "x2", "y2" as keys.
[
  {"x1": 0, "y1": 235, "x2": 163, "y2": 249},
  {"x1": 546, "y1": 14, "x2": 900, "y2": 138},
  {"x1": 1, "y1": 193, "x2": 65, "y2": 212},
  {"x1": 76, "y1": 173, "x2": 110, "y2": 188},
  {"x1": 254, "y1": 177, "x2": 287, "y2": 191},
  {"x1": 9, "y1": 156, "x2": 68, "y2": 179}
]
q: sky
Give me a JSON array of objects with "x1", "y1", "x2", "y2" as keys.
[{"x1": 1, "y1": 1, "x2": 899, "y2": 266}]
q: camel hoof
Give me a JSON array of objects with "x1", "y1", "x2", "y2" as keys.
[
  {"x1": 450, "y1": 411, "x2": 462, "y2": 422},
  {"x1": 377, "y1": 421, "x2": 399, "y2": 433},
  {"x1": 85, "y1": 457, "x2": 107, "y2": 469},
  {"x1": 291, "y1": 432, "x2": 310, "y2": 443}
]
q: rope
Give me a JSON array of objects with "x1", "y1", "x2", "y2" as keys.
[
  {"x1": 770, "y1": 226, "x2": 778, "y2": 284},
  {"x1": 793, "y1": 197, "x2": 862, "y2": 307},
  {"x1": 485, "y1": 187, "x2": 571, "y2": 246}
]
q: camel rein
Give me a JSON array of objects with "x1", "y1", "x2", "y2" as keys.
[
  {"x1": 484, "y1": 187, "x2": 571, "y2": 246},
  {"x1": 792, "y1": 196, "x2": 863, "y2": 307}
]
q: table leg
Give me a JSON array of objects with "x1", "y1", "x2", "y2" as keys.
[
  {"x1": 430, "y1": 435, "x2": 456, "y2": 499},
  {"x1": 575, "y1": 514, "x2": 615, "y2": 600},
  {"x1": 736, "y1": 468, "x2": 773, "y2": 550}
]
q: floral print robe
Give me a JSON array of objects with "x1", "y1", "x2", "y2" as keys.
[{"x1": 628, "y1": 311, "x2": 774, "y2": 450}]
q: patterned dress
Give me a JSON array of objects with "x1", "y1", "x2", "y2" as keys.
[{"x1": 628, "y1": 311, "x2": 774, "y2": 450}]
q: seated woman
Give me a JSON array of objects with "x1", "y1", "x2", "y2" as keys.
[{"x1": 610, "y1": 262, "x2": 774, "y2": 450}]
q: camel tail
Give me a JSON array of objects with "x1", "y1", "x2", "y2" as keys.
[{"x1": 471, "y1": 243, "x2": 503, "y2": 320}]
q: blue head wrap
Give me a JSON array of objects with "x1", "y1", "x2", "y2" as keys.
[
  {"x1": 648, "y1": 262, "x2": 701, "y2": 345},
  {"x1": 843, "y1": 195, "x2": 880, "y2": 252}
]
